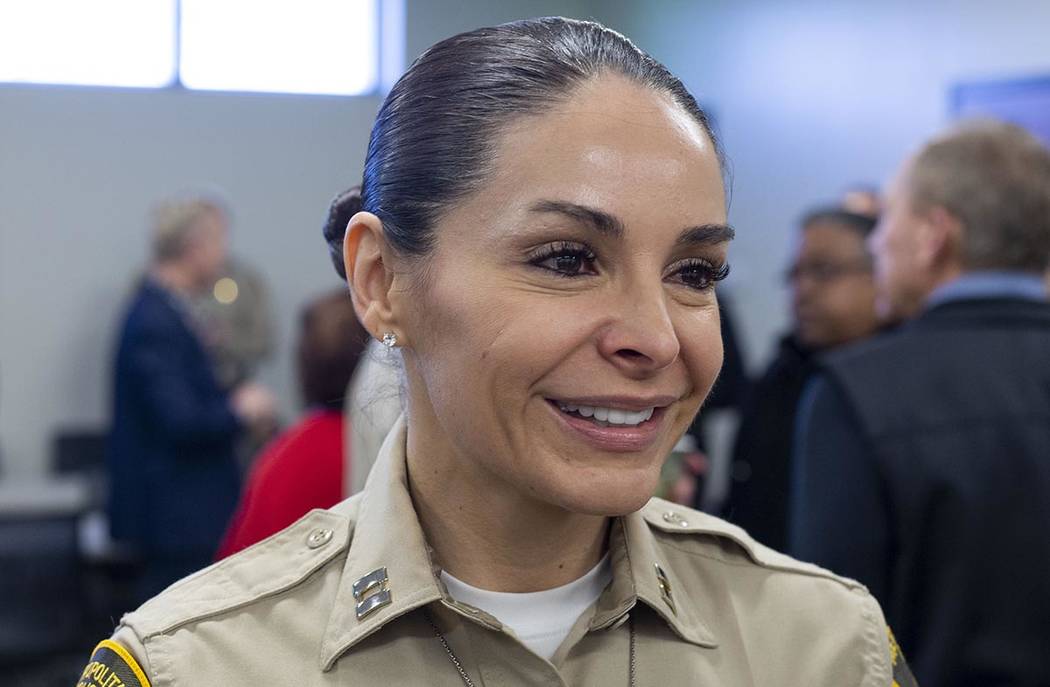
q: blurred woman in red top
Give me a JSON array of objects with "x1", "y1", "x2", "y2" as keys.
[{"x1": 217, "y1": 287, "x2": 368, "y2": 558}]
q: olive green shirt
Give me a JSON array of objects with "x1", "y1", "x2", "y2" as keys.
[{"x1": 92, "y1": 418, "x2": 916, "y2": 686}]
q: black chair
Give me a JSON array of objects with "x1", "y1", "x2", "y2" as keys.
[
  {"x1": 51, "y1": 429, "x2": 108, "y2": 476},
  {"x1": 49, "y1": 427, "x2": 145, "y2": 649},
  {"x1": 0, "y1": 512, "x2": 87, "y2": 665}
]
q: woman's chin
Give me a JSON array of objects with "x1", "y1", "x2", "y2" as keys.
[{"x1": 548, "y1": 473, "x2": 661, "y2": 517}]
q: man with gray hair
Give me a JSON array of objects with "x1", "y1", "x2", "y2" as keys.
[
  {"x1": 790, "y1": 120, "x2": 1050, "y2": 687},
  {"x1": 110, "y1": 195, "x2": 276, "y2": 601}
]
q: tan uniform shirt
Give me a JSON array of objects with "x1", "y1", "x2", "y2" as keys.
[{"x1": 83, "y1": 418, "x2": 916, "y2": 686}]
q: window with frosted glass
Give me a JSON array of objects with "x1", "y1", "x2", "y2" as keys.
[
  {"x1": 1, "y1": 0, "x2": 393, "y2": 96},
  {"x1": 179, "y1": 0, "x2": 379, "y2": 96},
  {"x1": 0, "y1": 0, "x2": 177, "y2": 88}
]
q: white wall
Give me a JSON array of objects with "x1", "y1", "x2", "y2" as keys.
[
  {"x1": 0, "y1": 86, "x2": 383, "y2": 479},
  {"x1": 0, "y1": 0, "x2": 595, "y2": 478},
  {"x1": 599, "y1": 0, "x2": 1050, "y2": 368}
]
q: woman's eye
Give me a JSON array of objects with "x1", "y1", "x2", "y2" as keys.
[
  {"x1": 672, "y1": 260, "x2": 730, "y2": 291},
  {"x1": 530, "y1": 243, "x2": 597, "y2": 277}
]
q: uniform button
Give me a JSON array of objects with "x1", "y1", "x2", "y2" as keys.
[
  {"x1": 662, "y1": 511, "x2": 690, "y2": 528},
  {"x1": 306, "y1": 528, "x2": 334, "y2": 549}
]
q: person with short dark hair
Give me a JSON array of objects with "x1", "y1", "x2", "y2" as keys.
[
  {"x1": 216, "y1": 289, "x2": 368, "y2": 558},
  {"x1": 724, "y1": 207, "x2": 880, "y2": 551},
  {"x1": 85, "y1": 19, "x2": 914, "y2": 686},
  {"x1": 792, "y1": 120, "x2": 1050, "y2": 686}
]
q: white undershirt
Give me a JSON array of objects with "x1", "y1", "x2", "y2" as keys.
[{"x1": 440, "y1": 554, "x2": 613, "y2": 660}]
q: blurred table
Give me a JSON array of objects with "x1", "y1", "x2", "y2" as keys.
[
  {"x1": 0, "y1": 476, "x2": 93, "y2": 662},
  {"x1": 0, "y1": 476, "x2": 128, "y2": 559},
  {"x1": 0, "y1": 476, "x2": 92, "y2": 517}
]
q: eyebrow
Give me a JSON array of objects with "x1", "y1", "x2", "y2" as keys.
[
  {"x1": 530, "y1": 200, "x2": 624, "y2": 237},
  {"x1": 676, "y1": 223, "x2": 735, "y2": 247},
  {"x1": 528, "y1": 199, "x2": 734, "y2": 246}
]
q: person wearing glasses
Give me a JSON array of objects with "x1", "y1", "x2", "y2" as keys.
[
  {"x1": 723, "y1": 207, "x2": 882, "y2": 552},
  {"x1": 79, "y1": 18, "x2": 914, "y2": 687}
]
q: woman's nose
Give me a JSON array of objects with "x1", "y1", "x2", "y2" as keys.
[{"x1": 595, "y1": 283, "x2": 682, "y2": 376}]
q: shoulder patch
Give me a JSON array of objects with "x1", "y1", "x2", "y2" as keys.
[
  {"x1": 78, "y1": 639, "x2": 150, "y2": 687},
  {"x1": 888, "y1": 627, "x2": 918, "y2": 687}
]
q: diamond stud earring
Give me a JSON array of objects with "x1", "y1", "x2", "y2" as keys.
[{"x1": 381, "y1": 332, "x2": 398, "y2": 348}]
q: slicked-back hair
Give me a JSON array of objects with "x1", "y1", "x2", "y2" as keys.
[
  {"x1": 325, "y1": 17, "x2": 723, "y2": 276},
  {"x1": 908, "y1": 120, "x2": 1050, "y2": 272},
  {"x1": 322, "y1": 186, "x2": 362, "y2": 281}
]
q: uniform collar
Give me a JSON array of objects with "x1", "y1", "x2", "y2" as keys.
[
  {"x1": 926, "y1": 270, "x2": 1047, "y2": 309},
  {"x1": 320, "y1": 416, "x2": 444, "y2": 670},
  {"x1": 591, "y1": 508, "x2": 718, "y2": 648},
  {"x1": 319, "y1": 417, "x2": 717, "y2": 669}
]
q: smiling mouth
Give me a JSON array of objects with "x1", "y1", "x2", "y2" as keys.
[
  {"x1": 545, "y1": 398, "x2": 667, "y2": 452},
  {"x1": 554, "y1": 401, "x2": 656, "y2": 427}
]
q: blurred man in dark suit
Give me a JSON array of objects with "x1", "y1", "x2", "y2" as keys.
[
  {"x1": 109, "y1": 197, "x2": 275, "y2": 600},
  {"x1": 791, "y1": 121, "x2": 1050, "y2": 687}
]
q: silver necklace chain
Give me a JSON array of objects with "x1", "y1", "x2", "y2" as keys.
[
  {"x1": 424, "y1": 609, "x2": 637, "y2": 686},
  {"x1": 425, "y1": 610, "x2": 477, "y2": 687}
]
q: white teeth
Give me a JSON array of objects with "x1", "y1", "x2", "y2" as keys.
[
  {"x1": 626, "y1": 408, "x2": 655, "y2": 424},
  {"x1": 556, "y1": 402, "x2": 656, "y2": 426}
]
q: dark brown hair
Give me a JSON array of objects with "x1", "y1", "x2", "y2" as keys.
[
  {"x1": 322, "y1": 186, "x2": 362, "y2": 281},
  {"x1": 324, "y1": 17, "x2": 723, "y2": 274}
]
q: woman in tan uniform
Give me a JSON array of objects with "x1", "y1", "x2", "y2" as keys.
[{"x1": 80, "y1": 17, "x2": 916, "y2": 687}]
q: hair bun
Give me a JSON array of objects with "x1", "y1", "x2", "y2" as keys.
[{"x1": 323, "y1": 185, "x2": 363, "y2": 281}]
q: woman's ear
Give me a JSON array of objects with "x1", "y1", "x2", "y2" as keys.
[{"x1": 344, "y1": 211, "x2": 401, "y2": 344}]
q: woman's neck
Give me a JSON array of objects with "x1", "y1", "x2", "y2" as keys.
[{"x1": 406, "y1": 428, "x2": 610, "y2": 593}]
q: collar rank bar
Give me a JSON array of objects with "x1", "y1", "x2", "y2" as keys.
[{"x1": 353, "y1": 566, "x2": 393, "y2": 620}]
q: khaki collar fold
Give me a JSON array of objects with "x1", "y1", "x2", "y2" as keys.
[
  {"x1": 319, "y1": 416, "x2": 717, "y2": 669},
  {"x1": 590, "y1": 510, "x2": 718, "y2": 648},
  {"x1": 320, "y1": 417, "x2": 443, "y2": 670}
]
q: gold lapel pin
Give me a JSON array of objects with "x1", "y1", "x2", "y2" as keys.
[{"x1": 655, "y1": 563, "x2": 676, "y2": 616}]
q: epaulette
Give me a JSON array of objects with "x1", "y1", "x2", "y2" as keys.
[
  {"x1": 124, "y1": 507, "x2": 354, "y2": 638},
  {"x1": 641, "y1": 497, "x2": 866, "y2": 590}
]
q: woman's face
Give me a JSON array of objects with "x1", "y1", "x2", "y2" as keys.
[{"x1": 397, "y1": 74, "x2": 729, "y2": 516}]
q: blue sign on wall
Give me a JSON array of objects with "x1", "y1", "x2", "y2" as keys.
[{"x1": 952, "y1": 75, "x2": 1050, "y2": 147}]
